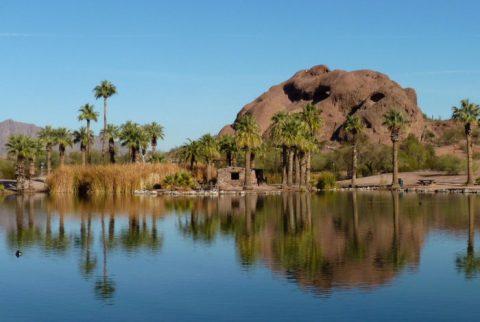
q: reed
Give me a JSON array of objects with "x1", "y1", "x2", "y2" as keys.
[{"x1": 47, "y1": 163, "x2": 182, "y2": 195}]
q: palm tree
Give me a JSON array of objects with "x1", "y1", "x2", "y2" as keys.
[
  {"x1": 27, "y1": 139, "x2": 44, "y2": 191},
  {"x1": 235, "y1": 115, "x2": 262, "y2": 190},
  {"x1": 178, "y1": 139, "x2": 201, "y2": 170},
  {"x1": 77, "y1": 104, "x2": 98, "y2": 163},
  {"x1": 452, "y1": 99, "x2": 480, "y2": 185},
  {"x1": 344, "y1": 115, "x2": 364, "y2": 187},
  {"x1": 282, "y1": 114, "x2": 305, "y2": 187},
  {"x1": 119, "y1": 121, "x2": 143, "y2": 163},
  {"x1": 300, "y1": 104, "x2": 321, "y2": 189},
  {"x1": 93, "y1": 80, "x2": 117, "y2": 159},
  {"x1": 199, "y1": 134, "x2": 220, "y2": 183},
  {"x1": 73, "y1": 127, "x2": 93, "y2": 166},
  {"x1": 218, "y1": 134, "x2": 238, "y2": 167},
  {"x1": 382, "y1": 109, "x2": 409, "y2": 189},
  {"x1": 270, "y1": 112, "x2": 289, "y2": 187},
  {"x1": 54, "y1": 128, "x2": 73, "y2": 167},
  {"x1": 144, "y1": 122, "x2": 165, "y2": 154},
  {"x1": 100, "y1": 124, "x2": 119, "y2": 164},
  {"x1": 6, "y1": 135, "x2": 36, "y2": 192},
  {"x1": 37, "y1": 126, "x2": 56, "y2": 175}
]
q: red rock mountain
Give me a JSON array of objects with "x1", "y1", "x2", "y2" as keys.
[
  {"x1": 0, "y1": 119, "x2": 41, "y2": 155},
  {"x1": 219, "y1": 65, "x2": 426, "y2": 144}
]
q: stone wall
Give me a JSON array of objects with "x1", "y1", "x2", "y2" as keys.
[{"x1": 217, "y1": 167, "x2": 257, "y2": 189}]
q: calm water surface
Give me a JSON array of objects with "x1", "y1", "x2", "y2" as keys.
[{"x1": 1, "y1": 192, "x2": 480, "y2": 321}]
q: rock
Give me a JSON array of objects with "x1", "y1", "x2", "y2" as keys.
[{"x1": 220, "y1": 65, "x2": 426, "y2": 144}]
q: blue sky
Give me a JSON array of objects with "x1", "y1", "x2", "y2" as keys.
[{"x1": 1, "y1": 0, "x2": 480, "y2": 149}]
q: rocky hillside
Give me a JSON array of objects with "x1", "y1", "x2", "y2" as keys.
[{"x1": 220, "y1": 65, "x2": 429, "y2": 144}]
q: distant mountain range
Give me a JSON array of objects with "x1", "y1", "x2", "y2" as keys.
[{"x1": 0, "y1": 119, "x2": 104, "y2": 156}]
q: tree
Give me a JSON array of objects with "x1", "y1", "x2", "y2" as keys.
[
  {"x1": 93, "y1": 80, "x2": 117, "y2": 160},
  {"x1": 178, "y1": 139, "x2": 201, "y2": 170},
  {"x1": 144, "y1": 122, "x2": 165, "y2": 154},
  {"x1": 452, "y1": 99, "x2": 480, "y2": 185},
  {"x1": 282, "y1": 114, "x2": 305, "y2": 187},
  {"x1": 5, "y1": 135, "x2": 36, "y2": 192},
  {"x1": 77, "y1": 103, "x2": 98, "y2": 164},
  {"x1": 37, "y1": 126, "x2": 57, "y2": 175},
  {"x1": 119, "y1": 121, "x2": 143, "y2": 163},
  {"x1": 218, "y1": 134, "x2": 238, "y2": 167},
  {"x1": 100, "y1": 124, "x2": 119, "y2": 164},
  {"x1": 199, "y1": 134, "x2": 220, "y2": 183},
  {"x1": 344, "y1": 115, "x2": 364, "y2": 187},
  {"x1": 235, "y1": 115, "x2": 262, "y2": 189},
  {"x1": 270, "y1": 112, "x2": 289, "y2": 187},
  {"x1": 299, "y1": 104, "x2": 321, "y2": 189},
  {"x1": 73, "y1": 127, "x2": 93, "y2": 166},
  {"x1": 382, "y1": 109, "x2": 409, "y2": 189},
  {"x1": 54, "y1": 128, "x2": 73, "y2": 167},
  {"x1": 27, "y1": 139, "x2": 44, "y2": 191}
]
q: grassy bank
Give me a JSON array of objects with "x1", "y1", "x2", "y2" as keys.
[{"x1": 47, "y1": 163, "x2": 182, "y2": 195}]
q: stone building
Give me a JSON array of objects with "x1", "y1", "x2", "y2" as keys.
[{"x1": 217, "y1": 166, "x2": 257, "y2": 190}]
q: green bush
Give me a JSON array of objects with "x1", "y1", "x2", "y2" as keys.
[
  {"x1": 432, "y1": 155, "x2": 464, "y2": 174},
  {"x1": 0, "y1": 184, "x2": 4, "y2": 192},
  {"x1": 316, "y1": 171, "x2": 337, "y2": 190},
  {"x1": 162, "y1": 171, "x2": 198, "y2": 190},
  {"x1": 0, "y1": 159, "x2": 15, "y2": 179}
]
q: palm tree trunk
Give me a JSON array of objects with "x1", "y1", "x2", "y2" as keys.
[
  {"x1": 287, "y1": 148, "x2": 294, "y2": 187},
  {"x1": 391, "y1": 139, "x2": 400, "y2": 189},
  {"x1": 306, "y1": 151, "x2": 311, "y2": 190},
  {"x1": 206, "y1": 161, "x2": 211, "y2": 183},
  {"x1": 109, "y1": 139, "x2": 116, "y2": 164},
  {"x1": 294, "y1": 149, "x2": 300, "y2": 187},
  {"x1": 16, "y1": 156, "x2": 26, "y2": 192},
  {"x1": 86, "y1": 119, "x2": 91, "y2": 164},
  {"x1": 250, "y1": 152, "x2": 256, "y2": 170},
  {"x1": 227, "y1": 152, "x2": 232, "y2": 167},
  {"x1": 467, "y1": 133, "x2": 474, "y2": 185},
  {"x1": 245, "y1": 148, "x2": 252, "y2": 190},
  {"x1": 299, "y1": 152, "x2": 306, "y2": 189},
  {"x1": 103, "y1": 97, "x2": 108, "y2": 161},
  {"x1": 282, "y1": 146, "x2": 287, "y2": 188},
  {"x1": 190, "y1": 157, "x2": 195, "y2": 171},
  {"x1": 46, "y1": 145, "x2": 52, "y2": 175},
  {"x1": 28, "y1": 157, "x2": 35, "y2": 191},
  {"x1": 351, "y1": 139, "x2": 358, "y2": 187},
  {"x1": 59, "y1": 146, "x2": 65, "y2": 167},
  {"x1": 152, "y1": 138, "x2": 157, "y2": 154}
]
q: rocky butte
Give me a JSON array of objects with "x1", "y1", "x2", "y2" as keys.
[{"x1": 219, "y1": 65, "x2": 427, "y2": 144}]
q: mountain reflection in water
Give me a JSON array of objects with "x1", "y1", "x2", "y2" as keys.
[{"x1": 1, "y1": 192, "x2": 479, "y2": 303}]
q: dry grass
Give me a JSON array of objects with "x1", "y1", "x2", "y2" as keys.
[{"x1": 47, "y1": 163, "x2": 182, "y2": 195}]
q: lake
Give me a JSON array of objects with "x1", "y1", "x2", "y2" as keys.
[{"x1": 1, "y1": 192, "x2": 479, "y2": 321}]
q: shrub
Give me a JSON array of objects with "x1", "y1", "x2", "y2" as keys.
[
  {"x1": 0, "y1": 159, "x2": 15, "y2": 179},
  {"x1": 47, "y1": 163, "x2": 182, "y2": 195},
  {"x1": 0, "y1": 184, "x2": 4, "y2": 192},
  {"x1": 432, "y1": 155, "x2": 464, "y2": 174},
  {"x1": 316, "y1": 171, "x2": 337, "y2": 190},
  {"x1": 162, "y1": 171, "x2": 198, "y2": 190}
]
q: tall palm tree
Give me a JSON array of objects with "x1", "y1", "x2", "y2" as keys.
[
  {"x1": 144, "y1": 122, "x2": 165, "y2": 154},
  {"x1": 218, "y1": 134, "x2": 238, "y2": 167},
  {"x1": 452, "y1": 99, "x2": 480, "y2": 186},
  {"x1": 199, "y1": 134, "x2": 220, "y2": 183},
  {"x1": 73, "y1": 127, "x2": 93, "y2": 166},
  {"x1": 344, "y1": 115, "x2": 364, "y2": 187},
  {"x1": 300, "y1": 104, "x2": 321, "y2": 189},
  {"x1": 178, "y1": 139, "x2": 201, "y2": 170},
  {"x1": 270, "y1": 112, "x2": 289, "y2": 187},
  {"x1": 54, "y1": 128, "x2": 73, "y2": 167},
  {"x1": 93, "y1": 80, "x2": 117, "y2": 159},
  {"x1": 235, "y1": 115, "x2": 262, "y2": 190},
  {"x1": 6, "y1": 134, "x2": 36, "y2": 192},
  {"x1": 119, "y1": 121, "x2": 143, "y2": 163},
  {"x1": 382, "y1": 109, "x2": 409, "y2": 189},
  {"x1": 37, "y1": 126, "x2": 56, "y2": 175},
  {"x1": 100, "y1": 124, "x2": 120, "y2": 164},
  {"x1": 77, "y1": 104, "x2": 98, "y2": 163}
]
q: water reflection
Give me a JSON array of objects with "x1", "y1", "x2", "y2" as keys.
[{"x1": 1, "y1": 192, "x2": 479, "y2": 302}]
